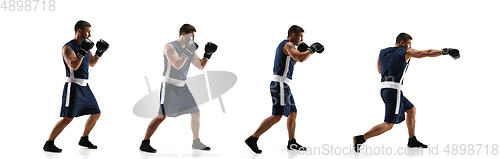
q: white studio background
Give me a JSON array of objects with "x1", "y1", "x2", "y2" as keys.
[{"x1": 0, "y1": 0, "x2": 498, "y2": 159}]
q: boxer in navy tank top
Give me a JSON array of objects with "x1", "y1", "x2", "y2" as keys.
[
  {"x1": 140, "y1": 24, "x2": 218, "y2": 153},
  {"x1": 44, "y1": 21, "x2": 110, "y2": 152},
  {"x1": 245, "y1": 25, "x2": 325, "y2": 153},
  {"x1": 353, "y1": 33, "x2": 460, "y2": 152}
]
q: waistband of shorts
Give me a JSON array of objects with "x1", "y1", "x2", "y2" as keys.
[
  {"x1": 67, "y1": 77, "x2": 88, "y2": 86},
  {"x1": 163, "y1": 76, "x2": 186, "y2": 87},
  {"x1": 381, "y1": 81, "x2": 403, "y2": 90},
  {"x1": 272, "y1": 75, "x2": 291, "y2": 84}
]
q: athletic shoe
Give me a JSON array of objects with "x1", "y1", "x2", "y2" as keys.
[
  {"x1": 287, "y1": 138, "x2": 306, "y2": 151},
  {"x1": 407, "y1": 136, "x2": 428, "y2": 148},
  {"x1": 245, "y1": 136, "x2": 262, "y2": 154},
  {"x1": 43, "y1": 141, "x2": 62, "y2": 153},
  {"x1": 78, "y1": 136, "x2": 97, "y2": 149},
  {"x1": 192, "y1": 138, "x2": 210, "y2": 150},
  {"x1": 353, "y1": 135, "x2": 366, "y2": 153},
  {"x1": 140, "y1": 139, "x2": 157, "y2": 153}
]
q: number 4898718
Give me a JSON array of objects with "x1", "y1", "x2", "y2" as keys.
[{"x1": 1, "y1": 0, "x2": 55, "y2": 11}]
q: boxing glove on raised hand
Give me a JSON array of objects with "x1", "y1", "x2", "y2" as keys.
[
  {"x1": 297, "y1": 42, "x2": 309, "y2": 52},
  {"x1": 203, "y1": 42, "x2": 218, "y2": 59},
  {"x1": 76, "y1": 38, "x2": 94, "y2": 58},
  {"x1": 309, "y1": 42, "x2": 325, "y2": 54},
  {"x1": 95, "y1": 39, "x2": 109, "y2": 57},
  {"x1": 441, "y1": 48, "x2": 460, "y2": 60},
  {"x1": 182, "y1": 40, "x2": 198, "y2": 59}
]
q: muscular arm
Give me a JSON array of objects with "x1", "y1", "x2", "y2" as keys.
[
  {"x1": 88, "y1": 51, "x2": 99, "y2": 67},
  {"x1": 284, "y1": 42, "x2": 311, "y2": 62},
  {"x1": 164, "y1": 44, "x2": 189, "y2": 70},
  {"x1": 191, "y1": 52, "x2": 208, "y2": 70},
  {"x1": 62, "y1": 45, "x2": 83, "y2": 71},
  {"x1": 406, "y1": 49, "x2": 442, "y2": 59}
]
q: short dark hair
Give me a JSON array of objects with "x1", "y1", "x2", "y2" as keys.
[
  {"x1": 288, "y1": 25, "x2": 304, "y2": 37},
  {"x1": 74, "y1": 20, "x2": 91, "y2": 33},
  {"x1": 179, "y1": 24, "x2": 196, "y2": 36},
  {"x1": 396, "y1": 32, "x2": 412, "y2": 44}
]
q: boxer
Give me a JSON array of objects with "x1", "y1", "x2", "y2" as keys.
[
  {"x1": 245, "y1": 25, "x2": 325, "y2": 153},
  {"x1": 353, "y1": 32, "x2": 460, "y2": 152},
  {"x1": 139, "y1": 24, "x2": 217, "y2": 153},
  {"x1": 44, "y1": 20, "x2": 109, "y2": 153}
]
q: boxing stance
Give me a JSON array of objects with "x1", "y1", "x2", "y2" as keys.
[
  {"x1": 139, "y1": 24, "x2": 218, "y2": 153},
  {"x1": 245, "y1": 25, "x2": 325, "y2": 154},
  {"x1": 353, "y1": 32, "x2": 460, "y2": 152},
  {"x1": 44, "y1": 20, "x2": 110, "y2": 152}
]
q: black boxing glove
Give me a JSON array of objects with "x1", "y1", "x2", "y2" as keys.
[
  {"x1": 76, "y1": 38, "x2": 94, "y2": 58},
  {"x1": 95, "y1": 39, "x2": 109, "y2": 57},
  {"x1": 297, "y1": 42, "x2": 309, "y2": 52},
  {"x1": 203, "y1": 42, "x2": 218, "y2": 59},
  {"x1": 309, "y1": 42, "x2": 324, "y2": 54},
  {"x1": 441, "y1": 48, "x2": 460, "y2": 60},
  {"x1": 182, "y1": 40, "x2": 198, "y2": 59}
]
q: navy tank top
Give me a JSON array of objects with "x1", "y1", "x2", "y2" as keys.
[
  {"x1": 163, "y1": 41, "x2": 193, "y2": 80},
  {"x1": 63, "y1": 40, "x2": 90, "y2": 79},
  {"x1": 273, "y1": 40, "x2": 296, "y2": 79},
  {"x1": 379, "y1": 46, "x2": 410, "y2": 84}
]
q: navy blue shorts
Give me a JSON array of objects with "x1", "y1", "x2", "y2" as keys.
[
  {"x1": 60, "y1": 83, "x2": 100, "y2": 118},
  {"x1": 270, "y1": 81, "x2": 297, "y2": 117},
  {"x1": 159, "y1": 83, "x2": 199, "y2": 117},
  {"x1": 381, "y1": 88, "x2": 414, "y2": 124}
]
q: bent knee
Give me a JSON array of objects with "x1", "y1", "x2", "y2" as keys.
[
  {"x1": 191, "y1": 112, "x2": 201, "y2": 118},
  {"x1": 272, "y1": 115, "x2": 282, "y2": 122},
  {"x1": 409, "y1": 107, "x2": 416, "y2": 111},
  {"x1": 406, "y1": 107, "x2": 416, "y2": 114},
  {"x1": 62, "y1": 117, "x2": 74, "y2": 123},
  {"x1": 384, "y1": 122, "x2": 395, "y2": 129}
]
